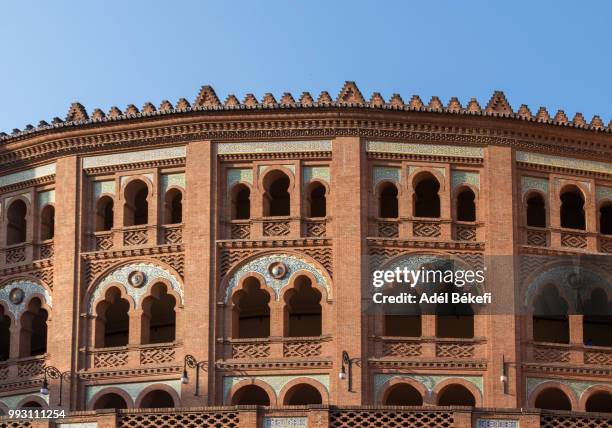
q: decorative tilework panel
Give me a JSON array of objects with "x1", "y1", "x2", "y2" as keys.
[
  {"x1": 37, "y1": 190, "x2": 55, "y2": 207},
  {"x1": 0, "y1": 392, "x2": 49, "y2": 409},
  {"x1": 0, "y1": 163, "x2": 56, "y2": 188},
  {"x1": 258, "y1": 165, "x2": 296, "y2": 176},
  {"x1": 373, "y1": 167, "x2": 401, "y2": 187},
  {"x1": 373, "y1": 374, "x2": 483, "y2": 401},
  {"x1": 93, "y1": 181, "x2": 116, "y2": 199},
  {"x1": 596, "y1": 186, "x2": 612, "y2": 202},
  {"x1": 228, "y1": 168, "x2": 254, "y2": 187},
  {"x1": 526, "y1": 377, "x2": 612, "y2": 403},
  {"x1": 120, "y1": 173, "x2": 153, "y2": 187},
  {"x1": 0, "y1": 279, "x2": 52, "y2": 318},
  {"x1": 87, "y1": 263, "x2": 183, "y2": 313},
  {"x1": 224, "y1": 254, "x2": 330, "y2": 302},
  {"x1": 521, "y1": 176, "x2": 548, "y2": 196},
  {"x1": 222, "y1": 374, "x2": 330, "y2": 402},
  {"x1": 83, "y1": 147, "x2": 186, "y2": 169},
  {"x1": 367, "y1": 141, "x2": 484, "y2": 158},
  {"x1": 516, "y1": 151, "x2": 612, "y2": 175},
  {"x1": 161, "y1": 173, "x2": 185, "y2": 193},
  {"x1": 86, "y1": 379, "x2": 181, "y2": 405},
  {"x1": 217, "y1": 141, "x2": 331, "y2": 154},
  {"x1": 302, "y1": 166, "x2": 330, "y2": 184},
  {"x1": 452, "y1": 171, "x2": 480, "y2": 190}
]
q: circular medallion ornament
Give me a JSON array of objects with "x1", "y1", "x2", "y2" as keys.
[
  {"x1": 128, "y1": 271, "x2": 146, "y2": 288},
  {"x1": 567, "y1": 272, "x2": 582, "y2": 289},
  {"x1": 268, "y1": 262, "x2": 287, "y2": 280},
  {"x1": 9, "y1": 288, "x2": 25, "y2": 305}
]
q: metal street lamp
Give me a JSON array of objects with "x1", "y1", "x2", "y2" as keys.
[
  {"x1": 40, "y1": 366, "x2": 72, "y2": 406},
  {"x1": 181, "y1": 354, "x2": 208, "y2": 396},
  {"x1": 339, "y1": 350, "x2": 355, "y2": 392}
]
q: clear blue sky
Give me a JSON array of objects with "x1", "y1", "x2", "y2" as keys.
[{"x1": 1, "y1": 1, "x2": 611, "y2": 133}]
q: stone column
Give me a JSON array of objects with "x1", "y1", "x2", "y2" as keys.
[
  {"x1": 47, "y1": 156, "x2": 80, "y2": 410},
  {"x1": 331, "y1": 137, "x2": 366, "y2": 405},
  {"x1": 182, "y1": 140, "x2": 214, "y2": 405}
]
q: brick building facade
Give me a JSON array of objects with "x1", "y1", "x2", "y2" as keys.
[{"x1": 0, "y1": 82, "x2": 611, "y2": 427}]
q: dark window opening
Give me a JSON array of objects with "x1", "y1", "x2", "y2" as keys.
[
  {"x1": 283, "y1": 384, "x2": 323, "y2": 405},
  {"x1": 456, "y1": 188, "x2": 476, "y2": 221},
  {"x1": 384, "y1": 383, "x2": 423, "y2": 406},
  {"x1": 384, "y1": 315, "x2": 422, "y2": 337},
  {"x1": 7, "y1": 199, "x2": 27, "y2": 245},
  {"x1": 96, "y1": 288, "x2": 130, "y2": 348},
  {"x1": 437, "y1": 384, "x2": 476, "y2": 406},
  {"x1": 0, "y1": 307, "x2": 11, "y2": 361},
  {"x1": 19, "y1": 298, "x2": 47, "y2": 357},
  {"x1": 20, "y1": 401, "x2": 42, "y2": 409},
  {"x1": 263, "y1": 171, "x2": 290, "y2": 216},
  {"x1": 308, "y1": 183, "x2": 327, "y2": 218},
  {"x1": 232, "y1": 184, "x2": 251, "y2": 220},
  {"x1": 379, "y1": 183, "x2": 398, "y2": 218},
  {"x1": 123, "y1": 180, "x2": 149, "y2": 226},
  {"x1": 93, "y1": 393, "x2": 128, "y2": 410},
  {"x1": 534, "y1": 388, "x2": 571, "y2": 411},
  {"x1": 600, "y1": 204, "x2": 612, "y2": 235},
  {"x1": 165, "y1": 189, "x2": 183, "y2": 224},
  {"x1": 583, "y1": 288, "x2": 612, "y2": 347},
  {"x1": 533, "y1": 284, "x2": 569, "y2": 344},
  {"x1": 232, "y1": 277, "x2": 270, "y2": 339},
  {"x1": 139, "y1": 390, "x2": 174, "y2": 408},
  {"x1": 527, "y1": 194, "x2": 546, "y2": 227},
  {"x1": 40, "y1": 205, "x2": 55, "y2": 240},
  {"x1": 231, "y1": 385, "x2": 270, "y2": 406},
  {"x1": 96, "y1": 196, "x2": 114, "y2": 231},
  {"x1": 560, "y1": 188, "x2": 585, "y2": 230},
  {"x1": 142, "y1": 284, "x2": 176, "y2": 344},
  {"x1": 436, "y1": 286, "x2": 474, "y2": 339},
  {"x1": 585, "y1": 391, "x2": 612, "y2": 412},
  {"x1": 284, "y1": 276, "x2": 322, "y2": 337},
  {"x1": 414, "y1": 174, "x2": 440, "y2": 218}
]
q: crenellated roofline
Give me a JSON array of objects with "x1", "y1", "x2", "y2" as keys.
[{"x1": 3, "y1": 82, "x2": 612, "y2": 143}]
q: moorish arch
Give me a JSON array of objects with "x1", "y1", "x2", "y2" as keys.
[
  {"x1": 86, "y1": 261, "x2": 184, "y2": 315},
  {"x1": 222, "y1": 252, "x2": 332, "y2": 303},
  {"x1": 0, "y1": 278, "x2": 53, "y2": 321}
]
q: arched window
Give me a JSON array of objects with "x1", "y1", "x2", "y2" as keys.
[
  {"x1": 139, "y1": 390, "x2": 175, "y2": 408},
  {"x1": 526, "y1": 193, "x2": 546, "y2": 227},
  {"x1": 141, "y1": 284, "x2": 176, "y2": 344},
  {"x1": 19, "y1": 298, "x2": 48, "y2": 357},
  {"x1": 263, "y1": 171, "x2": 290, "y2": 216},
  {"x1": 232, "y1": 277, "x2": 270, "y2": 339},
  {"x1": 0, "y1": 306, "x2": 11, "y2": 361},
  {"x1": 164, "y1": 189, "x2": 182, "y2": 224},
  {"x1": 413, "y1": 174, "x2": 440, "y2": 218},
  {"x1": 436, "y1": 285, "x2": 474, "y2": 339},
  {"x1": 383, "y1": 383, "x2": 423, "y2": 406},
  {"x1": 437, "y1": 384, "x2": 476, "y2": 406},
  {"x1": 123, "y1": 180, "x2": 149, "y2": 226},
  {"x1": 383, "y1": 287, "x2": 421, "y2": 337},
  {"x1": 560, "y1": 187, "x2": 585, "y2": 230},
  {"x1": 6, "y1": 199, "x2": 27, "y2": 245},
  {"x1": 600, "y1": 203, "x2": 612, "y2": 235},
  {"x1": 585, "y1": 391, "x2": 612, "y2": 412},
  {"x1": 378, "y1": 183, "x2": 398, "y2": 218},
  {"x1": 456, "y1": 188, "x2": 476, "y2": 221},
  {"x1": 534, "y1": 387, "x2": 571, "y2": 410},
  {"x1": 283, "y1": 384, "x2": 323, "y2": 405},
  {"x1": 231, "y1": 385, "x2": 270, "y2": 405},
  {"x1": 93, "y1": 393, "x2": 128, "y2": 410},
  {"x1": 231, "y1": 184, "x2": 250, "y2": 220},
  {"x1": 533, "y1": 284, "x2": 569, "y2": 344},
  {"x1": 20, "y1": 401, "x2": 43, "y2": 409},
  {"x1": 96, "y1": 196, "x2": 114, "y2": 231},
  {"x1": 284, "y1": 276, "x2": 322, "y2": 337},
  {"x1": 582, "y1": 288, "x2": 612, "y2": 347},
  {"x1": 40, "y1": 205, "x2": 55, "y2": 241},
  {"x1": 308, "y1": 182, "x2": 327, "y2": 218},
  {"x1": 95, "y1": 288, "x2": 130, "y2": 348}
]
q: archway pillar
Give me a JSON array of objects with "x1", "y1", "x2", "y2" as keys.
[
  {"x1": 569, "y1": 314, "x2": 583, "y2": 364},
  {"x1": 270, "y1": 300, "x2": 284, "y2": 358},
  {"x1": 421, "y1": 315, "x2": 436, "y2": 358},
  {"x1": 128, "y1": 310, "x2": 143, "y2": 348},
  {"x1": 9, "y1": 324, "x2": 20, "y2": 359}
]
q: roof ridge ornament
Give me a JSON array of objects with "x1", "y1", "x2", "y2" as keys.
[
  {"x1": 66, "y1": 102, "x2": 88, "y2": 122},
  {"x1": 337, "y1": 81, "x2": 365, "y2": 104},
  {"x1": 194, "y1": 85, "x2": 221, "y2": 108},
  {"x1": 485, "y1": 91, "x2": 513, "y2": 114}
]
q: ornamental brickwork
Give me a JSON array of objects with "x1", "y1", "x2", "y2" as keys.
[{"x1": 0, "y1": 82, "x2": 611, "y2": 427}]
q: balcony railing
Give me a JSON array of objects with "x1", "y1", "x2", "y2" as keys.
[
  {"x1": 0, "y1": 354, "x2": 47, "y2": 382},
  {"x1": 524, "y1": 226, "x2": 549, "y2": 247},
  {"x1": 599, "y1": 235, "x2": 612, "y2": 253},
  {"x1": 303, "y1": 218, "x2": 327, "y2": 238},
  {"x1": 529, "y1": 341, "x2": 612, "y2": 366},
  {"x1": 36, "y1": 239, "x2": 54, "y2": 259},
  {"x1": 374, "y1": 336, "x2": 486, "y2": 360},
  {"x1": 92, "y1": 230, "x2": 114, "y2": 251},
  {"x1": 229, "y1": 219, "x2": 251, "y2": 239},
  {"x1": 3, "y1": 243, "x2": 27, "y2": 265},
  {"x1": 220, "y1": 336, "x2": 332, "y2": 360},
  {"x1": 85, "y1": 342, "x2": 180, "y2": 370},
  {"x1": 123, "y1": 225, "x2": 150, "y2": 246},
  {"x1": 161, "y1": 224, "x2": 183, "y2": 245},
  {"x1": 262, "y1": 217, "x2": 291, "y2": 237}
]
